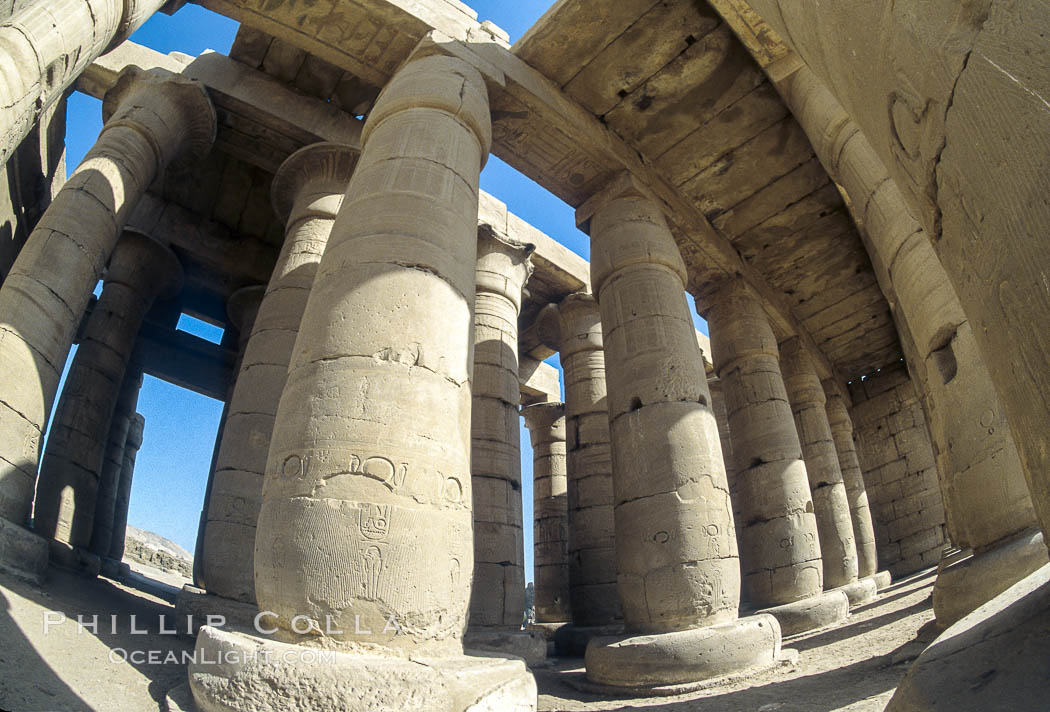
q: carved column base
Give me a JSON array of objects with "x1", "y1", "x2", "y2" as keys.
[
  {"x1": 189, "y1": 626, "x2": 537, "y2": 711},
  {"x1": 0, "y1": 518, "x2": 49, "y2": 583},
  {"x1": 48, "y1": 539, "x2": 101, "y2": 577},
  {"x1": 99, "y1": 557, "x2": 130, "y2": 580},
  {"x1": 582, "y1": 614, "x2": 782, "y2": 691},
  {"x1": 463, "y1": 628, "x2": 547, "y2": 666},
  {"x1": 553, "y1": 623, "x2": 623, "y2": 657},
  {"x1": 175, "y1": 585, "x2": 260, "y2": 639},
  {"x1": 754, "y1": 590, "x2": 849, "y2": 637},
  {"x1": 888, "y1": 563, "x2": 1050, "y2": 712},
  {"x1": 872, "y1": 570, "x2": 893, "y2": 591},
  {"x1": 831, "y1": 577, "x2": 878, "y2": 608},
  {"x1": 932, "y1": 530, "x2": 1046, "y2": 629}
]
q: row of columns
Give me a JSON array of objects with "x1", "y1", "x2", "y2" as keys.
[
  {"x1": 0, "y1": 19, "x2": 1042, "y2": 710},
  {"x1": 0, "y1": 68, "x2": 215, "y2": 581},
  {"x1": 734, "y1": 5, "x2": 1050, "y2": 709},
  {"x1": 773, "y1": 63, "x2": 1043, "y2": 629}
]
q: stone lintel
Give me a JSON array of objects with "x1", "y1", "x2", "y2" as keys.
[
  {"x1": 519, "y1": 357, "x2": 560, "y2": 404},
  {"x1": 404, "y1": 30, "x2": 507, "y2": 91}
]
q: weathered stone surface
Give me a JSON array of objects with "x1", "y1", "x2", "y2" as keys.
[
  {"x1": 200, "y1": 142, "x2": 357, "y2": 604},
  {"x1": 849, "y1": 364, "x2": 946, "y2": 577},
  {"x1": 742, "y1": 2, "x2": 1050, "y2": 546},
  {"x1": 759, "y1": 590, "x2": 849, "y2": 638},
  {"x1": 887, "y1": 563, "x2": 1050, "y2": 712},
  {"x1": 254, "y1": 53, "x2": 499, "y2": 672},
  {"x1": 705, "y1": 280, "x2": 823, "y2": 610},
  {"x1": 190, "y1": 626, "x2": 537, "y2": 712},
  {"x1": 0, "y1": 70, "x2": 213, "y2": 537},
  {"x1": 107, "y1": 412, "x2": 145, "y2": 563},
  {"x1": 932, "y1": 531, "x2": 1047, "y2": 630},
  {"x1": 0, "y1": 0, "x2": 170, "y2": 165},
  {"x1": 35, "y1": 231, "x2": 181, "y2": 571},
  {"x1": 584, "y1": 614, "x2": 781, "y2": 689},
  {"x1": 522, "y1": 402, "x2": 571, "y2": 624},
  {"x1": 588, "y1": 187, "x2": 739, "y2": 634},
  {"x1": 824, "y1": 380, "x2": 879, "y2": 579},
  {"x1": 581, "y1": 184, "x2": 779, "y2": 687},
  {"x1": 780, "y1": 337, "x2": 858, "y2": 590},
  {"x1": 88, "y1": 367, "x2": 143, "y2": 558},
  {"x1": 556, "y1": 293, "x2": 621, "y2": 628},
  {"x1": 469, "y1": 229, "x2": 534, "y2": 636},
  {"x1": 831, "y1": 578, "x2": 877, "y2": 609},
  {"x1": 774, "y1": 65, "x2": 1038, "y2": 593}
]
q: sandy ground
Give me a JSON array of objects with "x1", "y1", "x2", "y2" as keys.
[{"x1": 0, "y1": 566, "x2": 938, "y2": 711}]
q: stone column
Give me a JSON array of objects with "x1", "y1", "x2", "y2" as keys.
[
  {"x1": 192, "y1": 284, "x2": 264, "y2": 590},
  {"x1": 773, "y1": 65, "x2": 1042, "y2": 625},
  {"x1": 704, "y1": 279, "x2": 847, "y2": 635},
  {"x1": 522, "y1": 401, "x2": 571, "y2": 627},
  {"x1": 190, "y1": 55, "x2": 535, "y2": 711},
  {"x1": 823, "y1": 381, "x2": 881, "y2": 584},
  {"x1": 708, "y1": 377, "x2": 734, "y2": 480},
  {"x1": 92, "y1": 366, "x2": 143, "y2": 574},
  {"x1": 34, "y1": 230, "x2": 182, "y2": 574},
  {"x1": 0, "y1": 0, "x2": 171, "y2": 165},
  {"x1": 0, "y1": 69, "x2": 213, "y2": 581},
  {"x1": 198, "y1": 143, "x2": 357, "y2": 606},
  {"x1": 465, "y1": 229, "x2": 544, "y2": 662},
  {"x1": 106, "y1": 411, "x2": 145, "y2": 570},
  {"x1": 780, "y1": 338, "x2": 871, "y2": 606},
  {"x1": 579, "y1": 180, "x2": 780, "y2": 688},
  {"x1": 553, "y1": 291, "x2": 622, "y2": 655}
]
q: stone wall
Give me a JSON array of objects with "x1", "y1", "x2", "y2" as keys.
[{"x1": 849, "y1": 362, "x2": 945, "y2": 577}]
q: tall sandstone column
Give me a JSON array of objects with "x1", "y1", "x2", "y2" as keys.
[
  {"x1": 522, "y1": 402, "x2": 571, "y2": 626},
  {"x1": 0, "y1": 0, "x2": 173, "y2": 164},
  {"x1": 107, "y1": 411, "x2": 145, "y2": 569},
  {"x1": 0, "y1": 69, "x2": 213, "y2": 580},
  {"x1": 34, "y1": 230, "x2": 182, "y2": 573},
  {"x1": 554, "y1": 292, "x2": 621, "y2": 654},
  {"x1": 823, "y1": 381, "x2": 880, "y2": 582},
  {"x1": 198, "y1": 142, "x2": 357, "y2": 604},
  {"x1": 780, "y1": 338, "x2": 871, "y2": 606},
  {"x1": 92, "y1": 365, "x2": 143, "y2": 574},
  {"x1": 580, "y1": 182, "x2": 780, "y2": 688},
  {"x1": 774, "y1": 65, "x2": 1042, "y2": 625},
  {"x1": 190, "y1": 55, "x2": 535, "y2": 711},
  {"x1": 190, "y1": 284, "x2": 263, "y2": 592},
  {"x1": 704, "y1": 280, "x2": 848, "y2": 635},
  {"x1": 466, "y1": 229, "x2": 544, "y2": 662}
]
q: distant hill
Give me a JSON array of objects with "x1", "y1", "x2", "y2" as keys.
[{"x1": 124, "y1": 526, "x2": 193, "y2": 579}]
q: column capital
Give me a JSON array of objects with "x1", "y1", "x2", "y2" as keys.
[
  {"x1": 780, "y1": 337, "x2": 826, "y2": 406},
  {"x1": 226, "y1": 285, "x2": 266, "y2": 336},
  {"x1": 556, "y1": 292, "x2": 603, "y2": 357},
  {"x1": 102, "y1": 68, "x2": 216, "y2": 175},
  {"x1": 521, "y1": 401, "x2": 565, "y2": 435},
  {"x1": 821, "y1": 378, "x2": 852, "y2": 407},
  {"x1": 574, "y1": 171, "x2": 661, "y2": 232},
  {"x1": 271, "y1": 142, "x2": 359, "y2": 226},
  {"x1": 475, "y1": 229, "x2": 534, "y2": 309},
  {"x1": 706, "y1": 279, "x2": 778, "y2": 375},
  {"x1": 106, "y1": 230, "x2": 183, "y2": 302},
  {"x1": 126, "y1": 413, "x2": 146, "y2": 451},
  {"x1": 363, "y1": 54, "x2": 492, "y2": 164}
]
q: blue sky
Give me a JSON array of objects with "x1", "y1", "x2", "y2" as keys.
[{"x1": 58, "y1": 0, "x2": 708, "y2": 581}]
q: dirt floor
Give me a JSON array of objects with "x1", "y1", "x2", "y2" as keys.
[{"x1": 0, "y1": 566, "x2": 938, "y2": 711}]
